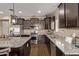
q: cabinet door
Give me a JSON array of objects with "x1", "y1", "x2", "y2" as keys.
[
  {"x1": 78, "y1": 4, "x2": 79, "y2": 27},
  {"x1": 45, "y1": 19, "x2": 48, "y2": 29},
  {"x1": 50, "y1": 42, "x2": 56, "y2": 56},
  {"x1": 39, "y1": 20, "x2": 45, "y2": 29},
  {"x1": 24, "y1": 20, "x2": 30, "y2": 29},
  {"x1": 24, "y1": 40, "x2": 31, "y2": 56},
  {"x1": 59, "y1": 3, "x2": 66, "y2": 28},
  {"x1": 49, "y1": 19, "x2": 51, "y2": 29},
  {"x1": 45, "y1": 18, "x2": 51, "y2": 29},
  {"x1": 30, "y1": 18, "x2": 39, "y2": 25},
  {"x1": 56, "y1": 47, "x2": 64, "y2": 56},
  {"x1": 17, "y1": 19, "x2": 24, "y2": 25},
  {"x1": 66, "y1": 3, "x2": 78, "y2": 27},
  {"x1": 45, "y1": 36, "x2": 51, "y2": 55}
]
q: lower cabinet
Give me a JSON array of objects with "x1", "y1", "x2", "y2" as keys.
[
  {"x1": 45, "y1": 35, "x2": 51, "y2": 55},
  {"x1": 50, "y1": 41, "x2": 56, "y2": 56},
  {"x1": 45, "y1": 35, "x2": 65, "y2": 56},
  {"x1": 10, "y1": 40, "x2": 31, "y2": 56},
  {"x1": 23, "y1": 40, "x2": 31, "y2": 56},
  {"x1": 56, "y1": 47, "x2": 65, "y2": 56},
  {"x1": 50, "y1": 40, "x2": 64, "y2": 56}
]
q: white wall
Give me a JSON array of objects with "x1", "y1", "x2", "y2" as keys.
[
  {"x1": 0, "y1": 21, "x2": 2, "y2": 35},
  {"x1": 0, "y1": 21, "x2": 9, "y2": 35},
  {"x1": 2, "y1": 21, "x2": 9, "y2": 35},
  {"x1": 55, "y1": 17, "x2": 59, "y2": 32},
  {"x1": 51, "y1": 8, "x2": 59, "y2": 32},
  {"x1": 46, "y1": 8, "x2": 59, "y2": 32},
  {"x1": 0, "y1": 16, "x2": 10, "y2": 35}
]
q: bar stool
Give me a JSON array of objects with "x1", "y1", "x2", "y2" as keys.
[{"x1": 0, "y1": 48, "x2": 11, "y2": 56}]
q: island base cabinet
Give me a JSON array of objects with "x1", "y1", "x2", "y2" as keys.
[
  {"x1": 10, "y1": 40, "x2": 31, "y2": 56},
  {"x1": 56, "y1": 47, "x2": 65, "y2": 56},
  {"x1": 23, "y1": 40, "x2": 31, "y2": 56},
  {"x1": 45, "y1": 35, "x2": 65, "y2": 56},
  {"x1": 45, "y1": 35, "x2": 51, "y2": 55},
  {"x1": 50, "y1": 42, "x2": 64, "y2": 56},
  {"x1": 50, "y1": 42, "x2": 56, "y2": 56},
  {"x1": 10, "y1": 48, "x2": 20, "y2": 56}
]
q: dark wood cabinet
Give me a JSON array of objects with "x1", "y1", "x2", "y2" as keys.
[
  {"x1": 59, "y1": 3, "x2": 66, "y2": 28},
  {"x1": 45, "y1": 18, "x2": 49, "y2": 29},
  {"x1": 56, "y1": 47, "x2": 65, "y2": 56},
  {"x1": 16, "y1": 18, "x2": 24, "y2": 25},
  {"x1": 65, "y1": 3, "x2": 78, "y2": 27},
  {"x1": 30, "y1": 18, "x2": 39, "y2": 26},
  {"x1": 45, "y1": 35, "x2": 64, "y2": 56},
  {"x1": 50, "y1": 41, "x2": 64, "y2": 56},
  {"x1": 50, "y1": 41, "x2": 56, "y2": 56},
  {"x1": 39, "y1": 20, "x2": 45, "y2": 29},
  {"x1": 10, "y1": 40, "x2": 31, "y2": 56},
  {"x1": 45, "y1": 35, "x2": 51, "y2": 55},
  {"x1": 23, "y1": 40, "x2": 31, "y2": 56},
  {"x1": 24, "y1": 20, "x2": 31, "y2": 29},
  {"x1": 11, "y1": 17, "x2": 24, "y2": 25},
  {"x1": 59, "y1": 3, "x2": 79, "y2": 28},
  {"x1": 44, "y1": 17, "x2": 51, "y2": 29}
]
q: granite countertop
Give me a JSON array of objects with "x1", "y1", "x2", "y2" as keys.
[
  {"x1": 0, "y1": 37, "x2": 31, "y2": 48},
  {"x1": 46, "y1": 30, "x2": 79, "y2": 55},
  {"x1": 0, "y1": 29, "x2": 79, "y2": 55}
]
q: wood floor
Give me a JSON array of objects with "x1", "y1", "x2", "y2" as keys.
[{"x1": 30, "y1": 43, "x2": 50, "y2": 56}]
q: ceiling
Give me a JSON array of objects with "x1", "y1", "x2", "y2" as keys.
[{"x1": 0, "y1": 3, "x2": 59, "y2": 17}]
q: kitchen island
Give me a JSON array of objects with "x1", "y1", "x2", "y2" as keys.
[
  {"x1": 45, "y1": 29, "x2": 79, "y2": 56},
  {"x1": 0, "y1": 36, "x2": 31, "y2": 56}
]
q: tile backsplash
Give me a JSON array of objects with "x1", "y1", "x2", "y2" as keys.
[{"x1": 24, "y1": 20, "x2": 45, "y2": 30}]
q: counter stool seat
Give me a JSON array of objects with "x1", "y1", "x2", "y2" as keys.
[{"x1": 0, "y1": 48, "x2": 11, "y2": 56}]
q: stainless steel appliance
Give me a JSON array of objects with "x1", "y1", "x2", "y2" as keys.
[
  {"x1": 31, "y1": 31, "x2": 38, "y2": 44},
  {"x1": 30, "y1": 24, "x2": 39, "y2": 44}
]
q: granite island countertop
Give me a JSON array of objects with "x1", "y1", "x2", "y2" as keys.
[
  {"x1": 45, "y1": 29, "x2": 79, "y2": 56},
  {"x1": 0, "y1": 37, "x2": 31, "y2": 48}
]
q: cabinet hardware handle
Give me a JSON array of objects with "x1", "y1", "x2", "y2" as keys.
[{"x1": 27, "y1": 43, "x2": 29, "y2": 47}]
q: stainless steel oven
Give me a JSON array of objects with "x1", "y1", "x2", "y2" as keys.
[{"x1": 31, "y1": 32, "x2": 38, "y2": 44}]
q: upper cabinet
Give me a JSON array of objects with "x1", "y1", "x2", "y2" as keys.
[
  {"x1": 59, "y1": 3, "x2": 66, "y2": 28},
  {"x1": 66, "y1": 3, "x2": 78, "y2": 27},
  {"x1": 58, "y1": 3, "x2": 78, "y2": 28},
  {"x1": 11, "y1": 17, "x2": 24, "y2": 25},
  {"x1": 44, "y1": 17, "x2": 51, "y2": 29}
]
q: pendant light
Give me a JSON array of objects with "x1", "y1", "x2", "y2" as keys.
[{"x1": 9, "y1": 3, "x2": 16, "y2": 24}]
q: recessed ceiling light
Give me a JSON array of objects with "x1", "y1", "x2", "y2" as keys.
[
  {"x1": 37, "y1": 10, "x2": 41, "y2": 14},
  {"x1": 18, "y1": 11, "x2": 22, "y2": 13},
  {"x1": 12, "y1": 19, "x2": 16, "y2": 23},
  {"x1": 0, "y1": 11, "x2": 4, "y2": 14}
]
